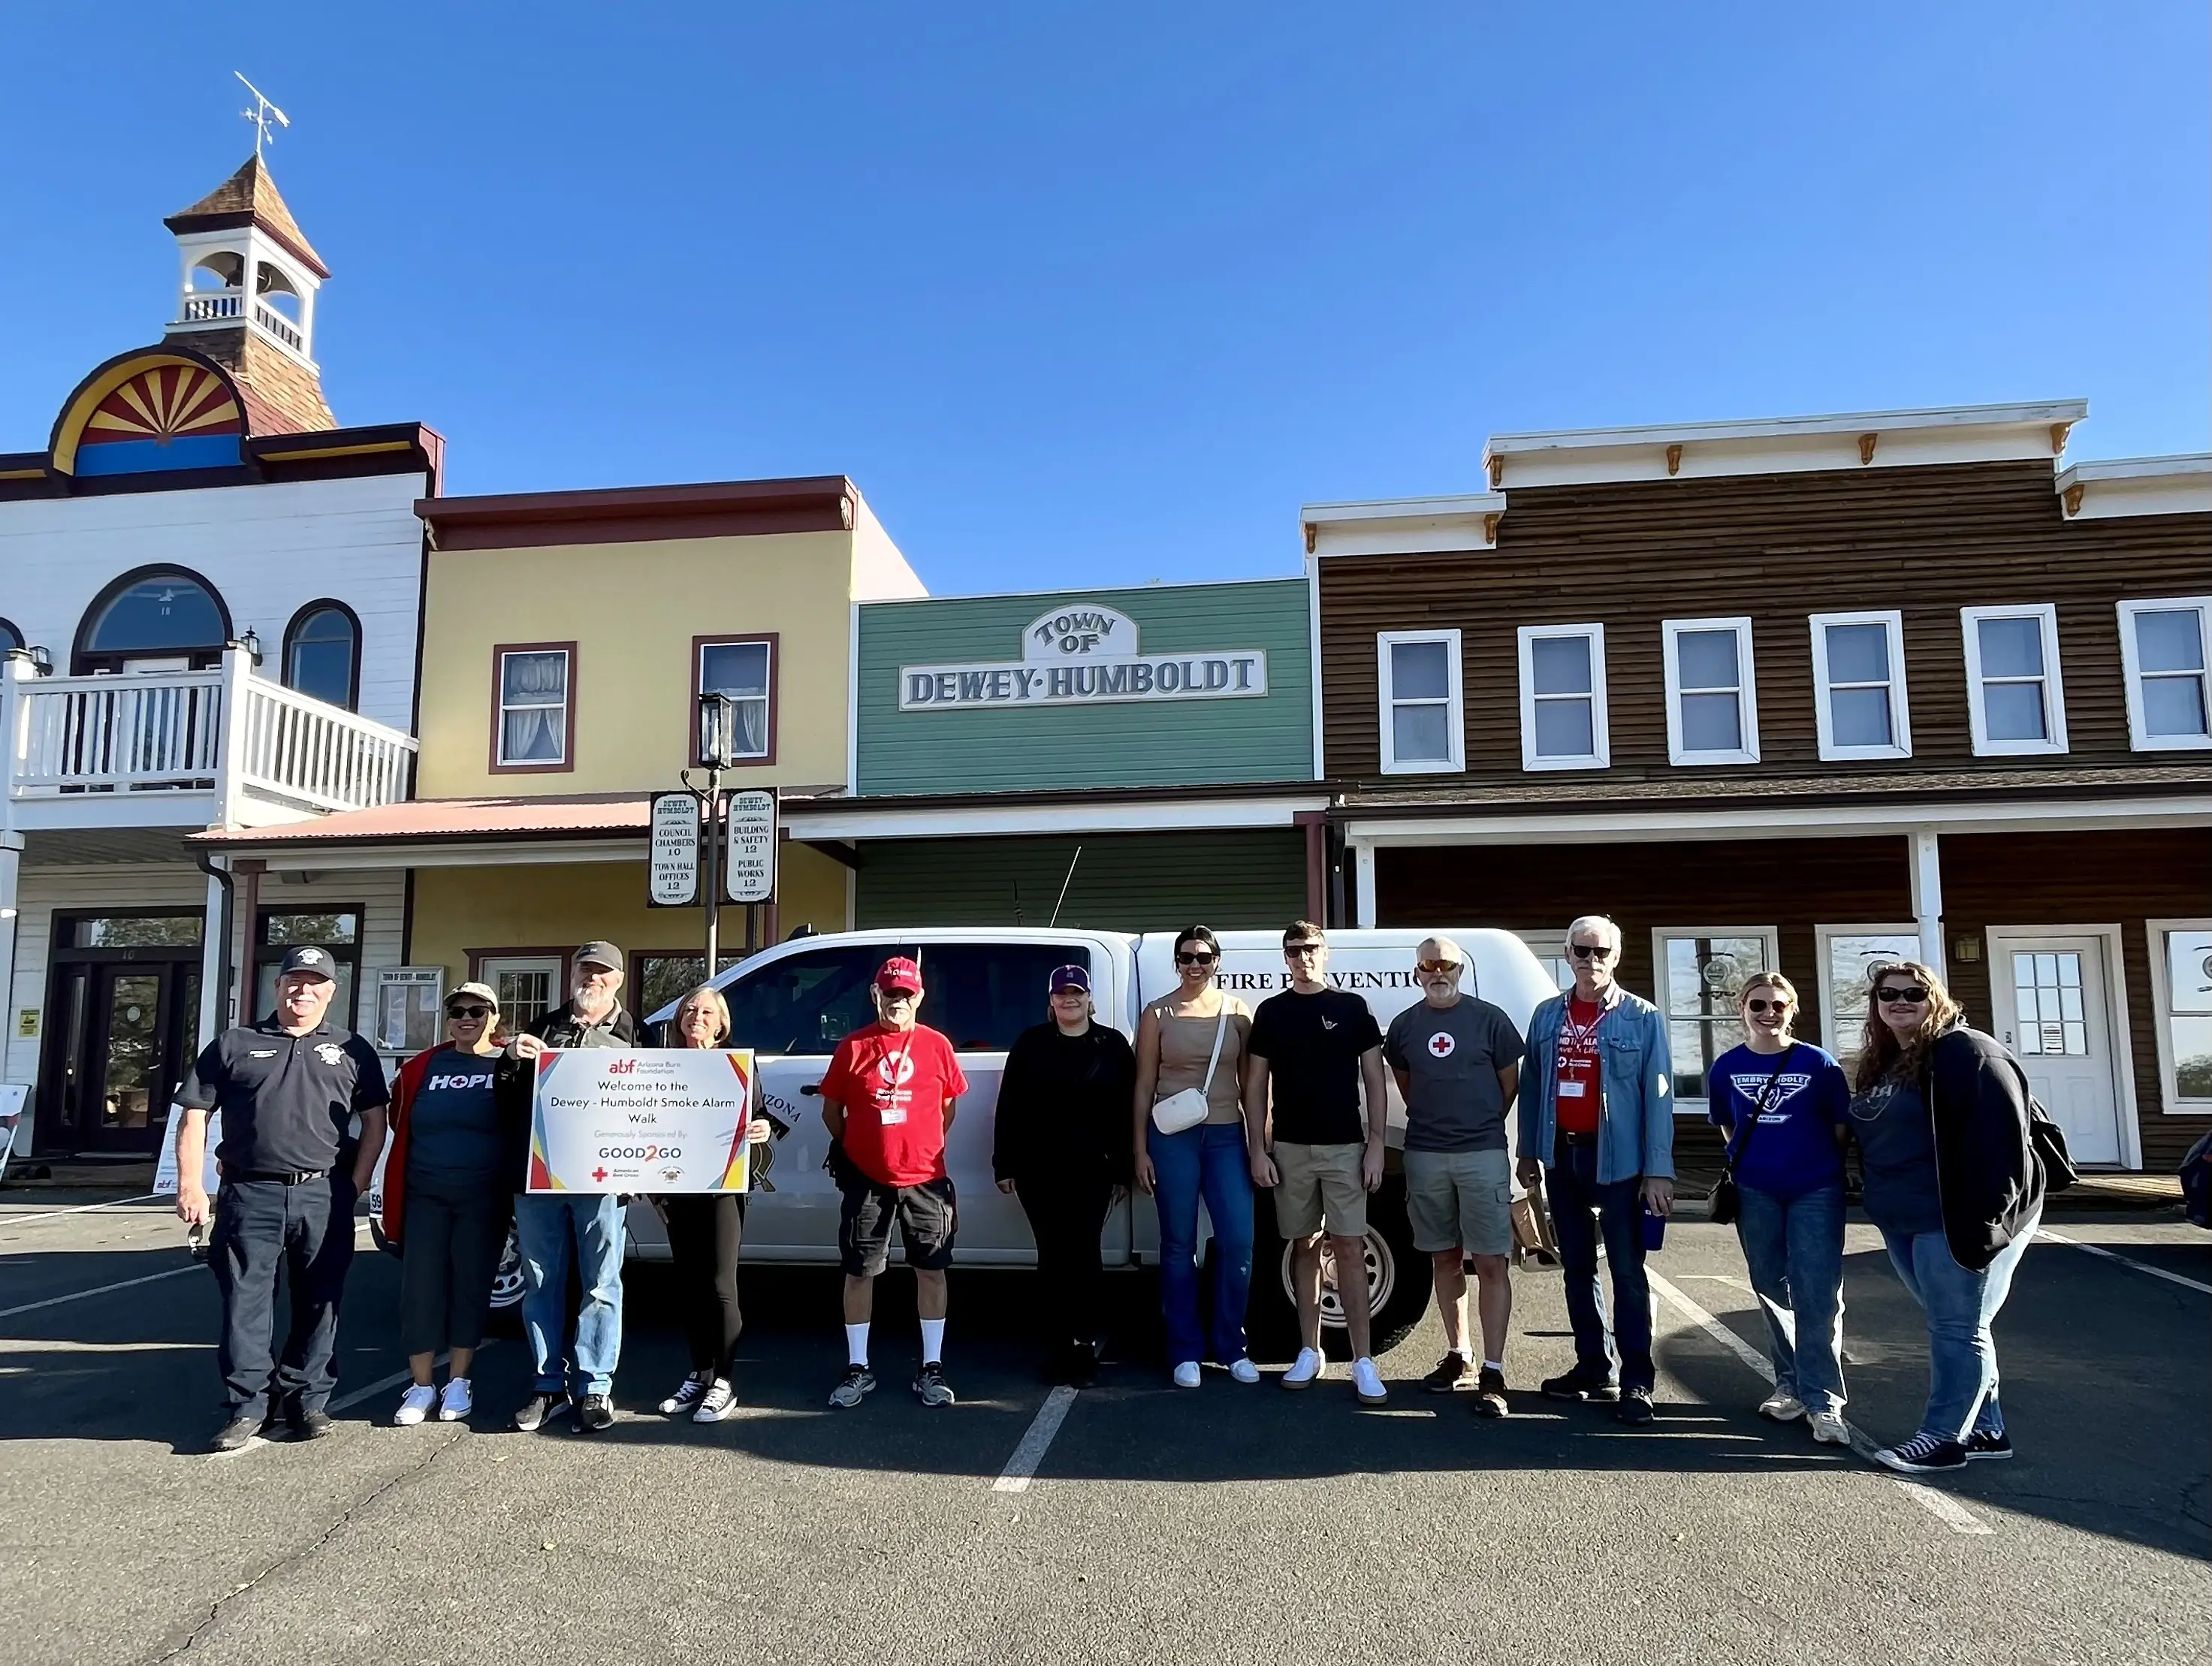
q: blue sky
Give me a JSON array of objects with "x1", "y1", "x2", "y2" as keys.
[{"x1": 5, "y1": 4, "x2": 2204, "y2": 594}]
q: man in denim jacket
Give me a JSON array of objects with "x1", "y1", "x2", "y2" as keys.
[{"x1": 1516, "y1": 915, "x2": 1675, "y2": 1425}]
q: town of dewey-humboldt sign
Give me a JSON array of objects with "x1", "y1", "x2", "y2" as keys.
[{"x1": 899, "y1": 604, "x2": 1267, "y2": 711}]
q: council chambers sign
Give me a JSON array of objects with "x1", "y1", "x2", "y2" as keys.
[{"x1": 899, "y1": 604, "x2": 1269, "y2": 711}]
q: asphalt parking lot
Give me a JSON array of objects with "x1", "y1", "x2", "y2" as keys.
[{"x1": 0, "y1": 1193, "x2": 2205, "y2": 1666}]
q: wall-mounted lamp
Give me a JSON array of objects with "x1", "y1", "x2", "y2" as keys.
[
  {"x1": 1951, "y1": 936, "x2": 1982, "y2": 964},
  {"x1": 229, "y1": 629, "x2": 263, "y2": 666}
]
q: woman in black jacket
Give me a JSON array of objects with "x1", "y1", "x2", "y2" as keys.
[
  {"x1": 994, "y1": 964, "x2": 1136, "y2": 1387},
  {"x1": 1847, "y1": 959, "x2": 2045, "y2": 1477}
]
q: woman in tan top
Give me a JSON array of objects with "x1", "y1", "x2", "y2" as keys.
[{"x1": 1133, "y1": 925, "x2": 1260, "y2": 1387}]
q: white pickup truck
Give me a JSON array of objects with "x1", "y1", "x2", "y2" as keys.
[{"x1": 450, "y1": 925, "x2": 1559, "y2": 1356}]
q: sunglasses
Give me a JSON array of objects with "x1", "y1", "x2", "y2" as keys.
[
  {"x1": 1568, "y1": 943, "x2": 1613, "y2": 960},
  {"x1": 1416, "y1": 959, "x2": 1462, "y2": 976},
  {"x1": 1743, "y1": 998, "x2": 1791, "y2": 1015},
  {"x1": 1175, "y1": 951, "x2": 1217, "y2": 967},
  {"x1": 447, "y1": 1005, "x2": 492, "y2": 1020},
  {"x1": 1284, "y1": 943, "x2": 1323, "y2": 957},
  {"x1": 1876, "y1": 985, "x2": 1930, "y2": 1006}
]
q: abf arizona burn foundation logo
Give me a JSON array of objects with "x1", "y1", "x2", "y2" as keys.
[
  {"x1": 877, "y1": 1052, "x2": 918, "y2": 1087},
  {"x1": 1426, "y1": 1031, "x2": 1456, "y2": 1059}
]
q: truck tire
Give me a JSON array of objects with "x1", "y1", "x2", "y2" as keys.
[
  {"x1": 484, "y1": 1222, "x2": 527, "y2": 1337},
  {"x1": 1243, "y1": 1174, "x2": 1429, "y2": 1363}
]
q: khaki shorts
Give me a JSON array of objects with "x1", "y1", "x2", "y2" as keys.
[
  {"x1": 1404, "y1": 1145, "x2": 1513, "y2": 1257},
  {"x1": 1272, "y1": 1140, "x2": 1368, "y2": 1239}
]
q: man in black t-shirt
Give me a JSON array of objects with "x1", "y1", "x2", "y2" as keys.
[
  {"x1": 1245, "y1": 922, "x2": 1389, "y2": 1402},
  {"x1": 174, "y1": 946, "x2": 389, "y2": 1451}
]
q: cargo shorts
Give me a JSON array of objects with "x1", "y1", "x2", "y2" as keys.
[
  {"x1": 1272, "y1": 1140, "x2": 1369, "y2": 1239},
  {"x1": 1403, "y1": 1145, "x2": 1513, "y2": 1257}
]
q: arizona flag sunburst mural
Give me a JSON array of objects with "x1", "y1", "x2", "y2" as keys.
[{"x1": 74, "y1": 361, "x2": 243, "y2": 475}]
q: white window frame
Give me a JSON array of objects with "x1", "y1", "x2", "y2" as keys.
[
  {"x1": 494, "y1": 646, "x2": 572, "y2": 769},
  {"x1": 1516, "y1": 623, "x2": 1610, "y2": 771},
  {"x1": 1661, "y1": 616, "x2": 1760, "y2": 765},
  {"x1": 1649, "y1": 924, "x2": 1781, "y2": 1114},
  {"x1": 1809, "y1": 608, "x2": 1912, "y2": 761},
  {"x1": 2147, "y1": 916, "x2": 2212, "y2": 1113},
  {"x1": 2117, "y1": 596, "x2": 2212, "y2": 753},
  {"x1": 1376, "y1": 629, "x2": 1464, "y2": 774},
  {"x1": 1814, "y1": 923, "x2": 1924, "y2": 1070},
  {"x1": 1960, "y1": 603, "x2": 2068, "y2": 756},
  {"x1": 476, "y1": 954, "x2": 566, "y2": 1033},
  {"x1": 1512, "y1": 929, "x2": 1574, "y2": 996}
]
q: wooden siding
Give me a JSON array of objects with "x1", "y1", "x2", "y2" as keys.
[
  {"x1": 854, "y1": 831, "x2": 1307, "y2": 933},
  {"x1": 1374, "y1": 828, "x2": 2210, "y2": 1169},
  {"x1": 855, "y1": 581, "x2": 1313, "y2": 795},
  {"x1": 1322, "y1": 460, "x2": 2212, "y2": 786}
]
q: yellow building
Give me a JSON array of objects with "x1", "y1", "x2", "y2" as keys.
[{"x1": 204, "y1": 476, "x2": 923, "y2": 1028}]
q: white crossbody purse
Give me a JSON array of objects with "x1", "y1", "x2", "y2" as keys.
[{"x1": 1151, "y1": 1005, "x2": 1230, "y2": 1135}]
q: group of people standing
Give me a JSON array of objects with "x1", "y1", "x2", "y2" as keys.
[{"x1": 172, "y1": 917, "x2": 2053, "y2": 1481}]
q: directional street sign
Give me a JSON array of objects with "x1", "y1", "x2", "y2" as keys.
[
  {"x1": 726, "y1": 789, "x2": 777, "y2": 904},
  {"x1": 647, "y1": 790, "x2": 701, "y2": 907}
]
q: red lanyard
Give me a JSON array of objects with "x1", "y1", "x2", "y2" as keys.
[{"x1": 1560, "y1": 1000, "x2": 1609, "y2": 1057}]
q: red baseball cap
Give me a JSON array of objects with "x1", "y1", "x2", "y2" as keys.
[{"x1": 875, "y1": 956, "x2": 922, "y2": 994}]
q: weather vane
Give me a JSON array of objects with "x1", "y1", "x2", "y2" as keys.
[{"x1": 235, "y1": 72, "x2": 290, "y2": 158}]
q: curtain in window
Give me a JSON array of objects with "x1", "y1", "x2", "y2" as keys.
[{"x1": 501, "y1": 651, "x2": 568, "y2": 763}]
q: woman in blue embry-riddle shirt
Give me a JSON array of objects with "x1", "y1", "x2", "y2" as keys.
[{"x1": 1707, "y1": 970, "x2": 1852, "y2": 1447}]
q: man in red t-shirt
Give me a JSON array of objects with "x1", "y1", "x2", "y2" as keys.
[{"x1": 819, "y1": 956, "x2": 969, "y2": 1411}]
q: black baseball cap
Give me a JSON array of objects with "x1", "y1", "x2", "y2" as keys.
[{"x1": 276, "y1": 946, "x2": 336, "y2": 982}]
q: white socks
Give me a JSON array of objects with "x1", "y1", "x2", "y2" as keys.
[
  {"x1": 920, "y1": 1317, "x2": 946, "y2": 1366},
  {"x1": 1483, "y1": 1359, "x2": 1504, "y2": 1372},
  {"x1": 1452, "y1": 1345, "x2": 1473, "y2": 1362},
  {"x1": 845, "y1": 1323, "x2": 869, "y2": 1368}
]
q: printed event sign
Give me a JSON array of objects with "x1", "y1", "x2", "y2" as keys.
[
  {"x1": 527, "y1": 1049, "x2": 755, "y2": 1194},
  {"x1": 898, "y1": 602, "x2": 1268, "y2": 711}
]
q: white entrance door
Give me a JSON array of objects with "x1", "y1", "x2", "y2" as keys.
[{"x1": 1988, "y1": 934, "x2": 2123, "y2": 1166}]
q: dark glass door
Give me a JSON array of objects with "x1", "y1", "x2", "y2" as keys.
[{"x1": 43, "y1": 961, "x2": 199, "y2": 1154}]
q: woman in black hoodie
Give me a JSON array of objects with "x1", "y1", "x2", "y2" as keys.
[
  {"x1": 994, "y1": 963, "x2": 1136, "y2": 1387},
  {"x1": 1847, "y1": 959, "x2": 2045, "y2": 1477}
]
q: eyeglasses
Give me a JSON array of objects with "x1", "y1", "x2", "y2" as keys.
[
  {"x1": 1875, "y1": 985, "x2": 1930, "y2": 1006},
  {"x1": 1284, "y1": 943, "x2": 1323, "y2": 958},
  {"x1": 1743, "y1": 998, "x2": 1791, "y2": 1015},
  {"x1": 1175, "y1": 951, "x2": 1217, "y2": 967},
  {"x1": 1568, "y1": 943, "x2": 1613, "y2": 961},
  {"x1": 1416, "y1": 959, "x2": 1462, "y2": 976},
  {"x1": 447, "y1": 1005, "x2": 492, "y2": 1020}
]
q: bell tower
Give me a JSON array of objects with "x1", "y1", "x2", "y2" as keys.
[{"x1": 161, "y1": 156, "x2": 336, "y2": 433}]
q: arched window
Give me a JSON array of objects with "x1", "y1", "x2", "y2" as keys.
[
  {"x1": 0, "y1": 619, "x2": 23, "y2": 653},
  {"x1": 282, "y1": 602, "x2": 360, "y2": 711},
  {"x1": 74, "y1": 566, "x2": 232, "y2": 673}
]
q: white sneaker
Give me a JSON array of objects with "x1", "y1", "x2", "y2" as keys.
[
  {"x1": 1281, "y1": 1348, "x2": 1325, "y2": 1390},
  {"x1": 393, "y1": 1384, "x2": 437, "y2": 1426},
  {"x1": 1228, "y1": 1357, "x2": 1261, "y2": 1385},
  {"x1": 1758, "y1": 1390, "x2": 1806, "y2": 1423},
  {"x1": 1172, "y1": 1361, "x2": 1202, "y2": 1389},
  {"x1": 1809, "y1": 1409, "x2": 1851, "y2": 1445},
  {"x1": 437, "y1": 1378, "x2": 472, "y2": 1422},
  {"x1": 1351, "y1": 1357, "x2": 1388, "y2": 1404},
  {"x1": 692, "y1": 1378, "x2": 738, "y2": 1423}
]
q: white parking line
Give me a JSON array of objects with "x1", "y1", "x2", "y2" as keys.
[
  {"x1": 991, "y1": 1385, "x2": 1079, "y2": 1493},
  {"x1": 2035, "y1": 1228, "x2": 2212, "y2": 1296},
  {"x1": 1646, "y1": 1266, "x2": 1993, "y2": 1537},
  {"x1": 0, "y1": 1194, "x2": 162, "y2": 1230},
  {"x1": 0, "y1": 1263, "x2": 199, "y2": 1322}
]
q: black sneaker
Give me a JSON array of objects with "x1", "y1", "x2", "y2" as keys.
[
  {"x1": 512, "y1": 1392, "x2": 570, "y2": 1432},
  {"x1": 1875, "y1": 1431, "x2": 1967, "y2": 1474},
  {"x1": 1066, "y1": 1344, "x2": 1098, "y2": 1391},
  {"x1": 1541, "y1": 1369, "x2": 1621, "y2": 1402},
  {"x1": 1423, "y1": 1354, "x2": 1471, "y2": 1393},
  {"x1": 828, "y1": 1365, "x2": 876, "y2": 1409},
  {"x1": 287, "y1": 1407, "x2": 334, "y2": 1442},
  {"x1": 210, "y1": 1411, "x2": 264, "y2": 1453},
  {"x1": 913, "y1": 1362, "x2": 956, "y2": 1408},
  {"x1": 1964, "y1": 1429, "x2": 2014, "y2": 1462},
  {"x1": 574, "y1": 1393, "x2": 615, "y2": 1432},
  {"x1": 1473, "y1": 1366, "x2": 1510, "y2": 1418},
  {"x1": 1613, "y1": 1387, "x2": 1655, "y2": 1426}
]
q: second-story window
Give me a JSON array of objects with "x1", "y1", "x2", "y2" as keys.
[
  {"x1": 1809, "y1": 609, "x2": 1911, "y2": 761},
  {"x1": 695, "y1": 636, "x2": 777, "y2": 765},
  {"x1": 494, "y1": 643, "x2": 575, "y2": 771},
  {"x1": 1516, "y1": 623, "x2": 1609, "y2": 771},
  {"x1": 1377, "y1": 629, "x2": 1463, "y2": 773},
  {"x1": 1961, "y1": 604, "x2": 2067, "y2": 756},
  {"x1": 1663, "y1": 617, "x2": 1759, "y2": 766},
  {"x1": 2118, "y1": 596, "x2": 2212, "y2": 751},
  {"x1": 282, "y1": 601, "x2": 360, "y2": 711}
]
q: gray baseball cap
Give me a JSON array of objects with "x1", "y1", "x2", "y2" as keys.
[{"x1": 575, "y1": 941, "x2": 624, "y2": 971}]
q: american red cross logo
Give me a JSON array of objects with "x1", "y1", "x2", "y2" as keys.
[
  {"x1": 1427, "y1": 1032, "x2": 1456, "y2": 1058},
  {"x1": 591, "y1": 1167, "x2": 609, "y2": 1182}
]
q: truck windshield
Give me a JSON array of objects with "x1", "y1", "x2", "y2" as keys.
[
  {"x1": 721, "y1": 944, "x2": 916, "y2": 1055},
  {"x1": 919, "y1": 943, "x2": 1094, "y2": 1052}
]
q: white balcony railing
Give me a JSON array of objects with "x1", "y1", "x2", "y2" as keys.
[
  {"x1": 7, "y1": 658, "x2": 415, "y2": 819},
  {"x1": 179, "y1": 291, "x2": 245, "y2": 323},
  {"x1": 253, "y1": 302, "x2": 303, "y2": 351}
]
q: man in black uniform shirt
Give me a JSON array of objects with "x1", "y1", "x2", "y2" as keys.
[{"x1": 175, "y1": 945, "x2": 389, "y2": 1450}]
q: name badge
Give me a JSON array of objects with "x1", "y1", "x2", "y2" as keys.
[
  {"x1": 1558, "y1": 1081, "x2": 1586, "y2": 1098},
  {"x1": 878, "y1": 1104, "x2": 907, "y2": 1126}
]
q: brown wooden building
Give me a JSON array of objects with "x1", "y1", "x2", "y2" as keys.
[{"x1": 1305, "y1": 403, "x2": 2212, "y2": 1172}]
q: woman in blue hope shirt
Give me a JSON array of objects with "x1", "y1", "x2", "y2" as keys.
[{"x1": 1709, "y1": 972, "x2": 1851, "y2": 1446}]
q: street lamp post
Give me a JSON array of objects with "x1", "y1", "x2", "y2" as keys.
[{"x1": 681, "y1": 693, "x2": 739, "y2": 975}]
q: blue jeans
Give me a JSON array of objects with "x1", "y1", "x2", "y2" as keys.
[
  {"x1": 1148, "y1": 1120, "x2": 1254, "y2": 1368},
  {"x1": 1881, "y1": 1211, "x2": 2039, "y2": 1444},
  {"x1": 1734, "y1": 1181, "x2": 1847, "y2": 1414},
  {"x1": 1547, "y1": 1142, "x2": 1654, "y2": 1393},
  {"x1": 515, "y1": 1192, "x2": 625, "y2": 1397}
]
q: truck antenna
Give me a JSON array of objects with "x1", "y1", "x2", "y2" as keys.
[{"x1": 1049, "y1": 845, "x2": 1083, "y2": 927}]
